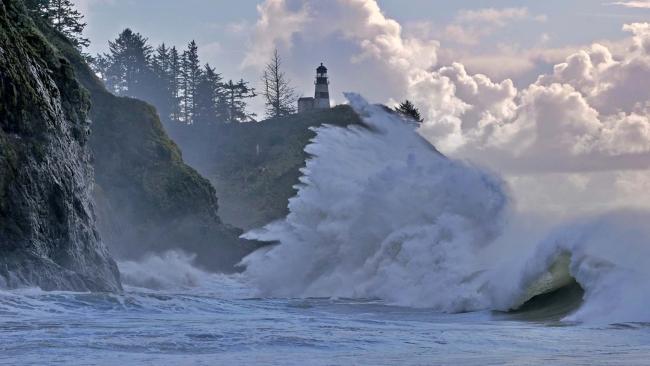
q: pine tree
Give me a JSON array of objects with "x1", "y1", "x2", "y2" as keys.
[
  {"x1": 169, "y1": 47, "x2": 182, "y2": 123},
  {"x1": 25, "y1": 0, "x2": 49, "y2": 15},
  {"x1": 91, "y1": 53, "x2": 112, "y2": 85},
  {"x1": 180, "y1": 41, "x2": 202, "y2": 124},
  {"x1": 194, "y1": 64, "x2": 224, "y2": 127},
  {"x1": 108, "y1": 29, "x2": 154, "y2": 98},
  {"x1": 151, "y1": 44, "x2": 171, "y2": 82},
  {"x1": 395, "y1": 100, "x2": 424, "y2": 123},
  {"x1": 262, "y1": 49, "x2": 296, "y2": 118},
  {"x1": 26, "y1": 0, "x2": 90, "y2": 49},
  {"x1": 223, "y1": 79, "x2": 256, "y2": 123},
  {"x1": 151, "y1": 43, "x2": 172, "y2": 121}
]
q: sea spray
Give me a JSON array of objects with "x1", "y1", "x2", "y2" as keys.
[
  {"x1": 119, "y1": 251, "x2": 212, "y2": 290},
  {"x1": 243, "y1": 94, "x2": 509, "y2": 311},
  {"x1": 515, "y1": 210, "x2": 650, "y2": 323},
  {"x1": 242, "y1": 93, "x2": 650, "y2": 324},
  {"x1": 118, "y1": 251, "x2": 252, "y2": 298}
]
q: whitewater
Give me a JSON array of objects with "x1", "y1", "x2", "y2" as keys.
[{"x1": 3, "y1": 94, "x2": 650, "y2": 364}]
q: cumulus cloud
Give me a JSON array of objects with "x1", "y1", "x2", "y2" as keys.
[
  {"x1": 242, "y1": 0, "x2": 311, "y2": 68},
  {"x1": 245, "y1": 0, "x2": 650, "y2": 174},
  {"x1": 415, "y1": 23, "x2": 650, "y2": 172},
  {"x1": 243, "y1": 0, "x2": 439, "y2": 76}
]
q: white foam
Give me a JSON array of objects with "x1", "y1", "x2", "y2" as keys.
[
  {"x1": 243, "y1": 94, "x2": 508, "y2": 311},
  {"x1": 243, "y1": 93, "x2": 650, "y2": 324}
]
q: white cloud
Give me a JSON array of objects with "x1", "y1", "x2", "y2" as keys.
[
  {"x1": 244, "y1": 0, "x2": 439, "y2": 76},
  {"x1": 414, "y1": 23, "x2": 650, "y2": 173},
  {"x1": 242, "y1": 0, "x2": 311, "y2": 68},
  {"x1": 244, "y1": 1, "x2": 650, "y2": 174},
  {"x1": 456, "y1": 7, "x2": 546, "y2": 26},
  {"x1": 609, "y1": 1, "x2": 650, "y2": 9},
  {"x1": 441, "y1": 7, "x2": 546, "y2": 46}
]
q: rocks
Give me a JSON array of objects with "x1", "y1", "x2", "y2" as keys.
[
  {"x1": 0, "y1": 1, "x2": 120, "y2": 291},
  {"x1": 39, "y1": 11, "x2": 259, "y2": 273}
]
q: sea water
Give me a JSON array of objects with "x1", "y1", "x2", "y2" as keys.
[
  {"x1": 2, "y1": 266, "x2": 650, "y2": 366},
  {"x1": 3, "y1": 95, "x2": 650, "y2": 365}
]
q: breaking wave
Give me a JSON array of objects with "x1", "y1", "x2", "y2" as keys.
[{"x1": 243, "y1": 93, "x2": 650, "y2": 324}]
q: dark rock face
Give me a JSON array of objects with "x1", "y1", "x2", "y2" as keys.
[
  {"x1": 0, "y1": 1, "x2": 120, "y2": 291},
  {"x1": 87, "y1": 95, "x2": 257, "y2": 272},
  {"x1": 39, "y1": 15, "x2": 259, "y2": 272}
]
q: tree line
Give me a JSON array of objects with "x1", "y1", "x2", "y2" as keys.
[
  {"x1": 92, "y1": 29, "x2": 257, "y2": 126},
  {"x1": 26, "y1": 0, "x2": 89, "y2": 49},
  {"x1": 25, "y1": 0, "x2": 425, "y2": 126}
]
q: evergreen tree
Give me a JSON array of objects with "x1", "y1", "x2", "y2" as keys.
[
  {"x1": 25, "y1": 0, "x2": 49, "y2": 15},
  {"x1": 104, "y1": 29, "x2": 153, "y2": 98},
  {"x1": 168, "y1": 47, "x2": 182, "y2": 123},
  {"x1": 151, "y1": 44, "x2": 171, "y2": 82},
  {"x1": 90, "y1": 31, "x2": 257, "y2": 128},
  {"x1": 194, "y1": 64, "x2": 223, "y2": 127},
  {"x1": 223, "y1": 79, "x2": 256, "y2": 123},
  {"x1": 395, "y1": 100, "x2": 424, "y2": 123},
  {"x1": 91, "y1": 53, "x2": 112, "y2": 85},
  {"x1": 26, "y1": 0, "x2": 90, "y2": 49},
  {"x1": 262, "y1": 49, "x2": 296, "y2": 118},
  {"x1": 150, "y1": 43, "x2": 172, "y2": 120},
  {"x1": 180, "y1": 41, "x2": 201, "y2": 124}
]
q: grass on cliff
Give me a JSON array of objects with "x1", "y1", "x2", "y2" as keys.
[
  {"x1": 33, "y1": 19, "x2": 258, "y2": 271},
  {"x1": 174, "y1": 106, "x2": 363, "y2": 230}
]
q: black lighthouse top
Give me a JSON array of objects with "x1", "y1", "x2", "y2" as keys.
[{"x1": 316, "y1": 63, "x2": 328, "y2": 85}]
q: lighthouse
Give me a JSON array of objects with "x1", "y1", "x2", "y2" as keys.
[
  {"x1": 314, "y1": 63, "x2": 330, "y2": 108},
  {"x1": 298, "y1": 63, "x2": 331, "y2": 113}
]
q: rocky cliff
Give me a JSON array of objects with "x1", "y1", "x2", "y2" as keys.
[
  {"x1": 38, "y1": 12, "x2": 258, "y2": 272},
  {"x1": 170, "y1": 106, "x2": 363, "y2": 230},
  {"x1": 0, "y1": 0, "x2": 120, "y2": 291}
]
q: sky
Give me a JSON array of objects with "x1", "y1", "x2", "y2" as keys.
[{"x1": 74, "y1": 0, "x2": 650, "y2": 216}]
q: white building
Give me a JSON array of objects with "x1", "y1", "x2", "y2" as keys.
[{"x1": 298, "y1": 63, "x2": 331, "y2": 113}]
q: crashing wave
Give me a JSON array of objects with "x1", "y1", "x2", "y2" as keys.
[
  {"x1": 242, "y1": 93, "x2": 650, "y2": 324},
  {"x1": 242, "y1": 93, "x2": 508, "y2": 311}
]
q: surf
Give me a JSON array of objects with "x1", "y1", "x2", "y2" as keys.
[{"x1": 242, "y1": 94, "x2": 650, "y2": 325}]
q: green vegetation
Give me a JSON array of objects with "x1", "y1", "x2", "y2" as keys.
[
  {"x1": 395, "y1": 100, "x2": 424, "y2": 123},
  {"x1": 172, "y1": 106, "x2": 363, "y2": 229},
  {"x1": 38, "y1": 11, "x2": 257, "y2": 272},
  {"x1": 1, "y1": 0, "x2": 119, "y2": 290},
  {"x1": 92, "y1": 29, "x2": 257, "y2": 126},
  {"x1": 25, "y1": 0, "x2": 89, "y2": 48}
]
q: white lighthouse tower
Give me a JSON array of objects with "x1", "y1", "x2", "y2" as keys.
[
  {"x1": 297, "y1": 63, "x2": 332, "y2": 113},
  {"x1": 314, "y1": 63, "x2": 330, "y2": 109}
]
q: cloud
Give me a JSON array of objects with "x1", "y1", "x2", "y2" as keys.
[
  {"x1": 245, "y1": 1, "x2": 650, "y2": 174},
  {"x1": 608, "y1": 1, "x2": 650, "y2": 9},
  {"x1": 226, "y1": 20, "x2": 252, "y2": 35},
  {"x1": 242, "y1": 0, "x2": 438, "y2": 75},
  {"x1": 456, "y1": 7, "x2": 546, "y2": 26},
  {"x1": 242, "y1": 0, "x2": 311, "y2": 68},
  {"x1": 413, "y1": 23, "x2": 650, "y2": 173},
  {"x1": 441, "y1": 43, "x2": 578, "y2": 81},
  {"x1": 441, "y1": 7, "x2": 546, "y2": 46}
]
